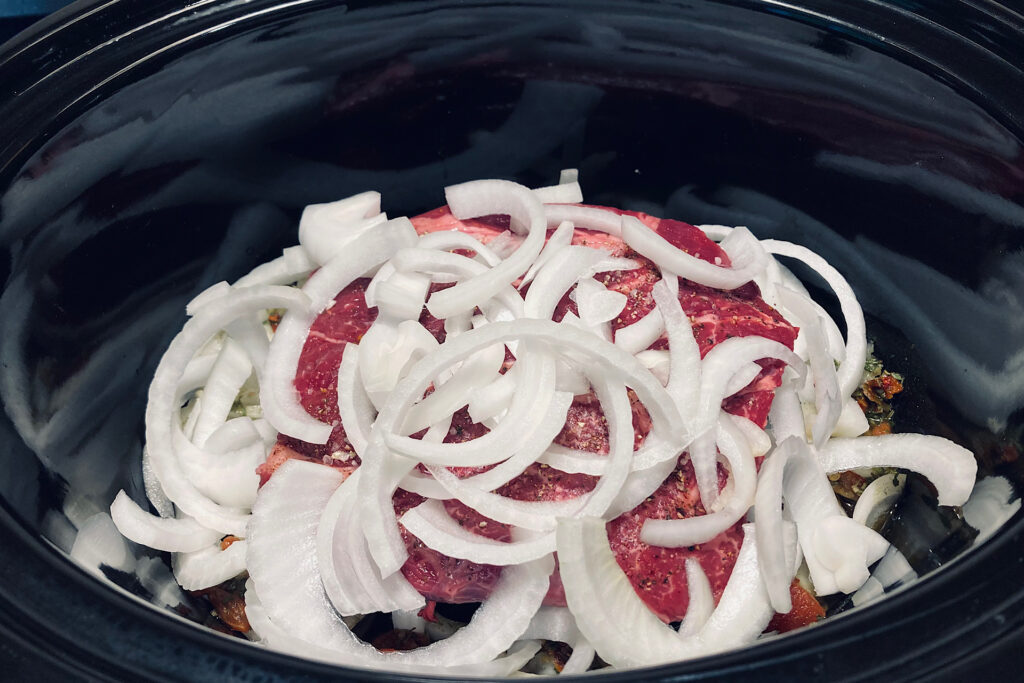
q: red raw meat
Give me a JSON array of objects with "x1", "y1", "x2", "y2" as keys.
[{"x1": 264, "y1": 204, "x2": 797, "y2": 623}]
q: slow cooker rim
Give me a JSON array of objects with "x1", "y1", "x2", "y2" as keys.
[
  {"x1": 1, "y1": 0, "x2": 1023, "y2": 680},
  {"x1": 3, "y1": 493, "x2": 1023, "y2": 681},
  {"x1": 2, "y1": 0, "x2": 1024, "y2": 177}
]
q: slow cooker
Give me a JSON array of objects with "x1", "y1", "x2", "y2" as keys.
[{"x1": 1, "y1": 0, "x2": 1023, "y2": 680}]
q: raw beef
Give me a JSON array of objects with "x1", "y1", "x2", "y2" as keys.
[{"x1": 263, "y1": 204, "x2": 797, "y2": 623}]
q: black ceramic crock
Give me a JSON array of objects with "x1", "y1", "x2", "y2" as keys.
[{"x1": 1, "y1": 0, "x2": 1023, "y2": 680}]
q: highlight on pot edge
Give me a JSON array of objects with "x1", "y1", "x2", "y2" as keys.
[{"x1": 57, "y1": 170, "x2": 1011, "y2": 676}]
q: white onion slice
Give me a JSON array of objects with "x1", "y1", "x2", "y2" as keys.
[
  {"x1": 622, "y1": 216, "x2": 768, "y2": 290},
  {"x1": 560, "y1": 519, "x2": 798, "y2": 663},
  {"x1": 375, "y1": 270, "x2": 431, "y2": 321},
  {"x1": 401, "y1": 499, "x2": 555, "y2": 565},
  {"x1": 758, "y1": 257, "x2": 846, "y2": 365},
  {"x1": 697, "y1": 523, "x2": 798, "y2": 653},
  {"x1": 594, "y1": 256, "x2": 642, "y2": 273},
  {"x1": 561, "y1": 308, "x2": 612, "y2": 343},
  {"x1": 762, "y1": 239, "x2": 866, "y2": 398},
  {"x1": 353, "y1": 555, "x2": 553, "y2": 670},
  {"x1": 606, "y1": 456, "x2": 678, "y2": 519},
  {"x1": 812, "y1": 516, "x2": 889, "y2": 593},
  {"x1": 336, "y1": 345, "x2": 375, "y2": 456},
  {"x1": 393, "y1": 248, "x2": 526, "y2": 319},
  {"x1": 255, "y1": 465, "x2": 555, "y2": 672},
  {"x1": 429, "y1": 465, "x2": 586, "y2": 532},
  {"x1": 244, "y1": 585, "x2": 325, "y2": 651},
  {"x1": 852, "y1": 473, "x2": 906, "y2": 528},
  {"x1": 177, "y1": 353, "x2": 217, "y2": 397},
  {"x1": 555, "y1": 354, "x2": 592, "y2": 394},
  {"x1": 186, "y1": 281, "x2": 230, "y2": 317},
  {"x1": 545, "y1": 205, "x2": 623, "y2": 236},
  {"x1": 173, "y1": 539, "x2": 247, "y2": 591},
  {"x1": 698, "y1": 338, "x2": 803, "y2": 435},
  {"x1": 557, "y1": 516, "x2": 694, "y2": 667},
  {"x1": 818, "y1": 434, "x2": 977, "y2": 507},
  {"x1": 251, "y1": 418, "x2": 277, "y2": 446},
  {"x1": 225, "y1": 312, "x2": 270, "y2": 378},
  {"x1": 677, "y1": 558, "x2": 714, "y2": 638},
  {"x1": 316, "y1": 470, "x2": 366, "y2": 617},
  {"x1": 753, "y1": 436, "x2": 800, "y2": 613},
  {"x1": 613, "y1": 309, "x2": 665, "y2": 356},
  {"x1": 768, "y1": 383, "x2": 806, "y2": 443},
  {"x1": 360, "y1": 320, "x2": 439, "y2": 411},
  {"x1": 774, "y1": 436, "x2": 850, "y2": 597},
  {"x1": 427, "y1": 180, "x2": 546, "y2": 319},
  {"x1": 615, "y1": 275, "x2": 679, "y2": 357},
  {"x1": 694, "y1": 336, "x2": 802, "y2": 508},
  {"x1": 298, "y1": 191, "x2": 385, "y2": 265},
  {"x1": 524, "y1": 245, "x2": 610, "y2": 319},
  {"x1": 521, "y1": 220, "x2": 574, "y2": 288},
  {"x1": 262, "y1": 219, "x2": 416, "y2": 443},
  {"x1": 204, "y1": 415, "x2": 262, "y2": 453},
  {"x1": 233, "y1": 245, "x2": 315, "y2": 288},
  {"x1": 963, "y1": 476, "x2": 1021, "y2": 543},
  {"x1": 724, "y1": 362, "x2": 764, "y2": 398},
  {"x1": 70, "y1": 513, "x2": 135, "y2": 577},
  {"x1": 338, "y1": 475, "x2": 424, "y2": 616},
  {"x1": 357, "y1": 440, "x2": 416, "y2": 578},
  {"x1": 386, "y1": 349, "x2": 554, "y2": 468},
  {"x1": 147, "y1": 286, "x2": 308, "y2": 536},
  {"x1": 575, "y1": 377, "x2": 635, "y2": 519},
  {"x1": 457, "y1": 385, "x2": 572, "y2": 492},
  {"x1": 318, "y1": 470, "x2": 424, "y2": 616},
  {"x1": 573, "y1": 277, "x2": 627, "y2": 326},
  {"x1": 636, "y1": 349, "x2": 671, "y2": 385},
  {"x1": 364, "y1": 261, "x2": 396, "y2": 308},
  {"x1": 651, "y1": 276, "x2": 696, "y2": 412},
  {"x1": 686, "y1": 432, "x2": 721, "y2": 511},
  {"x1": 453, "y1": 641, "x2": 544, "y2": 677},
  {"x1": 110, "y1": 492, "x2": 221, "y2": 553},
  {"x1": 538, "y1": 444, "x2": 609, "y2": 475},
  {"x1": 521, "y1": 606, "x2": 595, "y2": 673},
  {"x1": 562, "y1": 639, "x2": 597, "y2": 674},
  {"x1": 190, "y1": 338, "x2": 252, "y2": 446},
  {"x1": 172, "y1": 418, "x2": 264, "y2": 509},
  {"x1": 777, "y1": 287, "x2": 841, "y2": 446},
  {"x1": 467, "y1": 365, "x2": 518, "y2": 424},
  {"x1": 533, "y1": 181, "x2": 584, "y2": 204},
  {"x1": 485, "y1": 231, "x2": 521, "y2": 259},
  {"x1": 400, "y1": 340, "x2": 506, "y2": 436},
  {"x1": 247, "y1": 459, "x2": 355, "y2": 647},
  {"x1": 397, "y1": 470, "x2": 453, "y2": 500},
  {"x1": 830, "y1": 396, "x2": 870, "y2": 438},
  {"x1": 641, "y1": 415, "x2": 756, "y2": 548},
  {"x1": 726, "y1": 414, "x2": 772, "y2": 458},
  {"x1": 522, "y1": 605, "x2": 581, "y2": 643},
  {"x1": 416, "y1": 230, "x2": 504, "y2": 267},
  {"x1": 377, "y1": 320, "x2": 685, "y2": 462},
  {"x1": 142, "y1": 447, "x2": 174, "y2": 518}
]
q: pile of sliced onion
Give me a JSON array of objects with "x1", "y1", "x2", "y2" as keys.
[{"x1": 106, "y1": 174, "x2": 984, "y2": 676}]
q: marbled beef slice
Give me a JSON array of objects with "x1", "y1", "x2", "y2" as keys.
[{"x1": 263, "y1": 205, "x2": 797, "y2": 623}]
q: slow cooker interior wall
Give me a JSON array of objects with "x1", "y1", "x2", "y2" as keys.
[{"x1": 0, "y1": 0, "x2": 1022, "y2": 678}]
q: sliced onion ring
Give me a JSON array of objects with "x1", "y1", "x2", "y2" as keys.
[{"x1": 818, "y1": 434, "x2": 977, "y2": 507}]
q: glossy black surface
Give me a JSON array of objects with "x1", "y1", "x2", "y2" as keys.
[{"x1": 0, "y1": 0, "x2": 1023, "y2": 680}]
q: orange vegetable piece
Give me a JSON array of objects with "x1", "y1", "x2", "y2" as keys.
[{"x1": 766, "y1": 579, "x2": 825, "y2": 633}]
